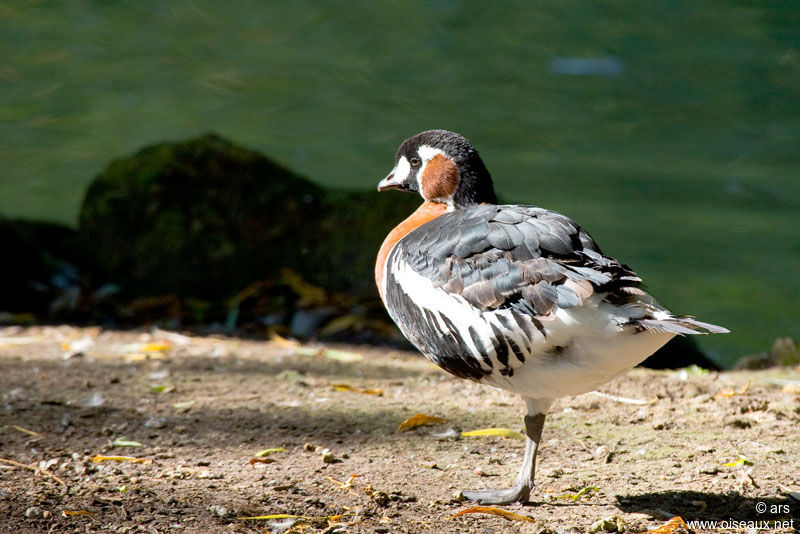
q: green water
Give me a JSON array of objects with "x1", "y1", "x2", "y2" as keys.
[{"x1": 1, "y1": 1, "x2": 798, "y2": 366}]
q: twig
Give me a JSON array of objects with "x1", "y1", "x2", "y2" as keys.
[
  {"x1": 587, "y1": 391, "x2": 657, "y2": 405},
  {"x1": 0, "y1": 456, "x2": 68, "y2": 491}
]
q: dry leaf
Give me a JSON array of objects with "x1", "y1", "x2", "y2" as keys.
[
  {"x1": 280, "y1": 268, "x2": 327, "y2": 305},
  {"x1": 649, "y1": 516, "x2": 689, "y2": 534},
  {"x1": 0, "y1": 335, "x2": 41, "y2": 347},
  {"x1": 322, "y1": 348, "x2": 363, "y2": 362},
  {"x1": 60, "y1": 337, "x2": 94, "y2": 356},
  {"x1": 269, "y1": 333, "x2": 300, "y2": 348},
  {"x1": 587, "y1": 391, "x2": 657, "y2": 405},
  {"x1": 113, "y1": 437, "x2": 142, "y2": 447},
  {"x1": 722, "y1": 454, "x2": 753, "y2": 467},
  {"x1": 237, "y1": 513, "x2": 308, "y2": 520},
  {"x1": 62, "y1": 510, "x2": 95, "y2": 517},
  {"x1": 295, "y1": 347, "x2": 363, "y2": 362},
  {"x1": 326, "y1": 474, "x2": 359, "y2": 490},
  {"x1": 461, "y1": 428, "x2": 525, "y2": 441},
  {"x1": 124, "y1": 351, "x2": 168, "y2": 362},
  {"x1": 330, "y1": 383, "x2": 383, "y2": 396},
  {"x1": 248, "y1": 458, "x2": 276, "y2": 466},
  {"x1": 142, "y1": 341, "x2": 172, "y2": 352},
  {"x1": 397, "y1": 413, "x2": 447, "y2": 432},
  {"x1": 715, "y1": 381, "x2": 751, "y2": 399},
  {"x1": 7, "y1": 424, "x2": 41, "y2": 437},
  {"x1": 90, "y1": 455, "x2": 152, "y2": 464},
  {"x1": 318, "y1": 314, "x2": 363, "y2": 337},
  {"x1": 450, "y1": 506, "x2": 535, "y2": 523},
  {"x1": 558, "y1": 486, "x2": 599, "y2": 501},
  {"x1": 254, "y1": 447, "x2": 285, "y2": 457},
  {"x1": 172, "y1": 400, "x2": 195, "y2": 411},
  {"x1": 148, "y1": 384, "x2": 175, "y2": 394}
]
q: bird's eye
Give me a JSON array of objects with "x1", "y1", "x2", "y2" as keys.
[{"x1": 410, "y1": 157, "x2": 421, "y2": 167}]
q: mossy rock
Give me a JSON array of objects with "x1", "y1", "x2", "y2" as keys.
[{"x1": 78, "y1": 133, "x2": 419, "y2": 301}]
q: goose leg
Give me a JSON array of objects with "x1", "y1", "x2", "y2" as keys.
[{"x1": 462, "y1": 399, "x2": 550, "y2": 505}]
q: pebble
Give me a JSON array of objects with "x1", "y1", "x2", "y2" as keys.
[
  {"x1": 370, "y1": 490, "x2": 390, "y2": 507},
  {"x1": 588, "y1": 515, "x2": 625, "y2": 533},
  {"x1": 144, "y1": 417, "x2": 166, "y2": 429},
  {"x1": 321, "y1": 448, "x2": 335, "y2": 463},
  {"x1": 79, "y1": 391, "x2": 106, "y2": 408},
  {"x1": 208, "y1": 504, "x2": 228, "y2": 517},
  {"x1": 698, "y1": 465, "x2": 719, "y2": 475},
  {"x1": 24, "y1": 506, "x2": 42, "y2": 518}
]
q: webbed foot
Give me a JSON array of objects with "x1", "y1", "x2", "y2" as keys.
[{"x1": 461, "y1": 483, "x2": 531, "y2": 505}]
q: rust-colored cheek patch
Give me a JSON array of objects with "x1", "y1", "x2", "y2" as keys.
[{"x1": 420, "y1": 154, "x2": 459, "y2": 200}]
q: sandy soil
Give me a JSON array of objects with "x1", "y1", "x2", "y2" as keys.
[{"x1": 1, "y1": 326, "x2": 798, "y2": 533}]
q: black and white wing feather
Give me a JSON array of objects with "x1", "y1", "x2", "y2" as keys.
[{"x1": 383, "y1": 204, "x2": 725, "y2": 390}]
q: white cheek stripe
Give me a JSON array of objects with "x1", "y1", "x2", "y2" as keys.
[
  {"x1": 394, "y1": 156, "x2": 411, "y2": 183},
  {"x1": 418, "y1": 145, "x2": 445, "y2": 160}
]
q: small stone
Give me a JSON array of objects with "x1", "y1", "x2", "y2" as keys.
[
  {"x1": 144, "y1": 417, "x2": 166, "y2": 429},
  {"x1": 593, "y1": 445, "x2": 609, "y2": 460},
  {"x1": 698, "y1": 465, "x2": 719, "y2": 475},
  {"x1": 24, "y1": 506, "x2": 42, "y2": 518},
  {"x1": 320, "y1": 448, "x2": 335, "y2": 463},
  {"x1": 371, "y1": 490, "x2": 390, "y2": 507},
  {"x1": 208, "y1": 504, "x2": 228, "y2": 517},
  {"x1": 589, "y1": 515, "x2": 626, "y2": 532},
  {"x1": 728, "y1": 419, "x2": 753, "y2": 429},
  {"x1": 452, "y1": 490, "x2": 466, "y2": 502},
  {"x1": 303, "y1": 442, "x2": 315, "y2": 451},
  {"x1": 79, "y1": 391, "x2": 106, "y2": 408}
]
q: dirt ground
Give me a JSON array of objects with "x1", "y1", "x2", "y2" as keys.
[{"x1": 1, "y1": 326, "x2": 798, "y2": 534}]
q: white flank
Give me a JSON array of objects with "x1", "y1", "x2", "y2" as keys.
[
  {"x1": 390, "y1": 258, "x2": 490, "y2": 367},
  {"x1": 388, "y1": 257, "x2": 676, "y2": 399}
]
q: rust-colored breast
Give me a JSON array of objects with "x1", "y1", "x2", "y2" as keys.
[{"x1": 375, "y1": 201, "x2": 448, "y2": 301}]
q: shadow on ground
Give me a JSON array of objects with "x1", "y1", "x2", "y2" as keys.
[{"x1": 617, "y1": 491, "x2": 798, "y2": 522}]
